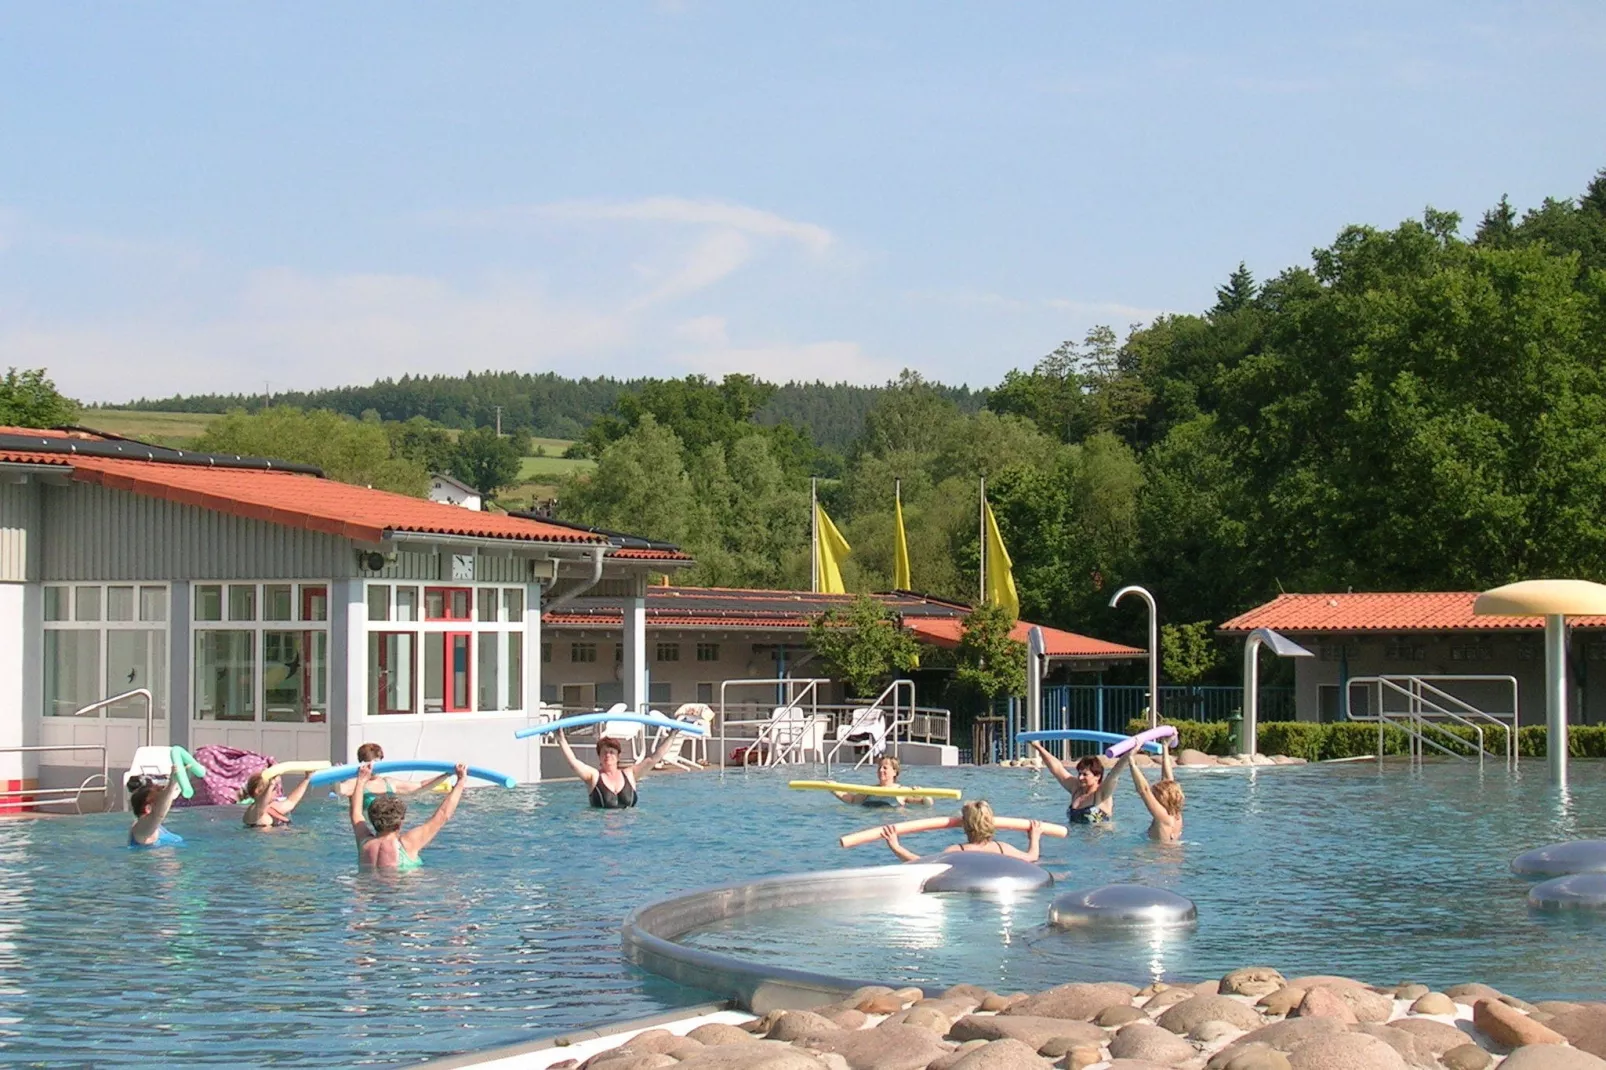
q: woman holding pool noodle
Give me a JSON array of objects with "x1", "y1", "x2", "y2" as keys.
[
  {"x1": 553, "y1": 727, "x2": 688, "y2": 809},
  {"x1": 1030, "y1": 743, "x2": 1131, "y2": 824}
]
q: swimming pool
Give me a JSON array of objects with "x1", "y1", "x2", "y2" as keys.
[{"x1": 3, "y1": 760, "x2": 1605, "y2": 1066}]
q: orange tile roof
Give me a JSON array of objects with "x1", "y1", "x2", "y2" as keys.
[
  {"x1": 1218, "y1": 592, "x2": 1606, "y2": 633},
  {"x1": 0, "y1": 449, "x2": 603, "y2": 546},
  {"x1": 608, "y1": 547, "x2": 695, "y2": 561},
  {"x1": 904, "y1": 616, "x2": 1146, "y2": 659}
]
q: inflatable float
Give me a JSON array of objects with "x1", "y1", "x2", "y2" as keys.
[
  {"x1": 308, "y1": 760, "x2": 516, "y2": 789},
  {"x1": 1016, "y1": 728, "x2": 1166, "y2": 755}
]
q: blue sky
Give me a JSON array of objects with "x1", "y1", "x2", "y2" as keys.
[{"x1": 2, "y1": 2, "x2": 1603, "y2": 403}]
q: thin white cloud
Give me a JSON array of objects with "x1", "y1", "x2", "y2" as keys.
[
  {"x1": 674, "y1": 315, "x2": 729, "y2": 344},
  {"x1": 447, "y1": 196, "x2": 834, "y2": 253},
  {"x1": 631, "y1": 229, "x2": 753, "y2": 308}
]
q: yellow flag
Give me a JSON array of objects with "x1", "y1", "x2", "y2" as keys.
[
  {"x1": 814, "y1": 501, "x2": 851, "y2": 594},
  {"x1": 983, "y1": 498, "x2": 1019, "y2": 621},
  {"x1": 893, "y1": 492, "x2": 912, "y2": 591}
]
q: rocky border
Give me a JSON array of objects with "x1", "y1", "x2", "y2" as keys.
[{"x1": 554, "y1": 970, "x2": 1606, "y2": 1070}]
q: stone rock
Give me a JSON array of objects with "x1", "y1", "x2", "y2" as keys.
[
  {"x1": 1193, "y1": 1020, "x2": 1245, "y2": 1044},
  {"x1": 1299, "y1": 985, "x2": 1391, "y2": 1024},
  {"x1": 1178, "y1": 749, "x2": 1214, "y2": 766},
  {"x1": 1351, "y1": 1024, "x2": 1426, "y2": 1068},
  {"x1": 1290, "y1": 989, "x2": 1355, "y2": 1025},
  {"x1": 1146, "y1": 988, "x2": 1202, "y2": 1012},
  {"x1": 1110, "y1": 1022, "x2": 1198, "y2": 1064},
  {"x1": 1285, "y1": 977, "x2": 1367, "y2": 992},
  {"x1": 1284, "y1": 1032, "x2": 1408, "y2": 1070},
  {"x1": 1500, "y1": 1047, "x2": 1606, "y2": 1070},
  {"x1": 927, "y1": 1040, "x2": 990, "y2": 1070},
  {"x1": 979, "y1": 995, "x2": 1015, "y2": 1013},
  {"x1": 1195, "y1": 979, "x2": 1224, "y2": 995},
  {"x1": 1408, "y1": 993, "x2": 1455, "y2": 1016},
  {"x1": 1438, "y1": 1044, "x2": 1492, "y2": 1070},
  {"x1": 928, "y1": 1038, "x2": 1051, "y2": 1070},
  {"x1": 1222, "y1": 969, "x2": 1289, "y2": 999},
  {"x1": 1105, "y1": 1062, "x2": 1183, "y2": 1070},
  {"x1": 1033, "y1": 1035, "x2": 1084, "y2": 1060},
  {"x1": 687, "y1": 1025, "x2": 759, "y2": 1047},
  {"x1": 1444, "y1": 984, "x2": 1503, "y2": 1003},
  {"x1": 1536, "y1": 1001, "x2": 1586, "y2": 1017},
  {"x1": 584, "y1": 1054, "x2": 677, "y2": 1070},
  {"x1": 1393, "y1": 985, "x2": 1428, "y2": 1001},
  {"x1": 858, "y1": 993, "x2": 906, "y2": 1016},
  {"x1": 745, "y1": 1012, "x2": 784, "y2": 1035},
  {"x1": 882, "y1": 1006, "x2": 953, "y2": 1035},
  {"x1": 1156, "y1": 994, "x2": 1266, "y2": 1035},
  {"x1": 1472, "y1": 998, "x2": 1566, "y2": 1049},
  {"x1": 1231, "y1": 1017, "x2": 1348, "y2": 1053},
  {"x1": 675, "y1": 1044, "x2": 841, "y2": 1070},
  {"x1": 767, "y1": 1011, "x2": 845, "y2": 1043},
  {"x1": 1258, "y1": 988, "x2": 1307, "y2": 1016},
  {"x1": 1059, "y1": 1047, "x2": 1102, "y2": 1070},
  {"x1": 660, "y1": 1038, "x2": 704, "y2": 1060},
  {"x1": 948, "y1": 1015, "x2": 1104, "y2": 1051},
  {"x1": 849, "y1": 985, "x2": 895, "y2": 1004},
  {"x1": 1005, "y1": 982, "x2": 1137, "y2": 1021},
  {"x1": 1499, "y1": 994, "x2": 1538, "y2": 1013},
  {"x1": 944, "y1": 984, "x2": 996, "y2": 1006},
  {"x1": 1387, "y1": 1018, "x2": 1477, "y2": 1056},
  {"x1": 1208, "y1": 1045, "x2": 1292, "y2": 1070},
  {"x1": 820, "y1": 1007, "x2": 869, "y2": 1031},
  {"x1": 1548, "y1": 1006, "x2": 1606, "y2": 1058},
  {"x1": 1097, "y1": 1004, "x2": 1148, "y2": 1028},
  {"x1": 801, "y1": 1023, "x2": 952, "y2": 1070},
  {"x1": 1138, "y1": 983, "x2": 1172, "y2": 998}
]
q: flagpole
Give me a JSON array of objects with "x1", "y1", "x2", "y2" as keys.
[
  {"x1": 978, "y1": 476, "x2": 986, "y2": 605},
  {"x1": 810, "y1": 477, "x2": 819, "y2": 594},
  {"x1": 895, "y1": 477, "x2": 902, "y2": 591}
]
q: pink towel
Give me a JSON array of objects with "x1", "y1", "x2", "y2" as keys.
[{"x1": 177, "y1": 745, "x2": 275, "y2": 807}]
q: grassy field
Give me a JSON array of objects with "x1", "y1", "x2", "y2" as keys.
[{"x1": 79, "y1": 409, "x2": 223, "y2": 446}]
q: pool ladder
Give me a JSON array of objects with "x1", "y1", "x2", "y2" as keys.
[{"x1": 1345, "y1": 675, "x2": 1519, "y2": 768}]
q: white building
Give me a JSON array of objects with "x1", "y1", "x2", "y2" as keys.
[
  {"x1": 2, "y1": 428, "x2": 688, "y2": 799},
  {"x1": 427, "y1": 472, "x2": 482, "y2": 511}
]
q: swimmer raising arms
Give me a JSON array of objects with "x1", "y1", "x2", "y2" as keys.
[
  {"x1": 1030, "y1": 743, "x2": 1131, "y2": 824},
  {"x1": 240, "y1": 771, "x2": 314, "y2": 828},
  {"x1": 336, "y1": 742, "x2": 452, "y2": 807},
  {"x1": 880, "y1": 800, "x2": 1044, "y2": 863},
  {"x1": 128, "y1": 775, "x2": 185, "y2": 848},
  {"x1": 351, "y1": 762, "x2": 468, "y2": 870},
  {"x1": 832, "y1": 755, "x2": 934, "y2": 807},
  {"x1": 554, "y1": 729, "x2": 686, "y2": 809},
  {"x1": 1129, "y1": 745, "x2": 1185, "y2": 842}
]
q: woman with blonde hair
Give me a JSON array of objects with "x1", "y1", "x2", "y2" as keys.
[
  {"x1": 1129, "y1": 745, "x2": 1184, "y2": 841},
  {"x1": 879, "y1": 800, "x2": 1043, "y2": 862}
]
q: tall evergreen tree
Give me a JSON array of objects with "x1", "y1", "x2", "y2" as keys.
[{"x1": 1212, "y1": 262, "x2": 1257, "y2": 315}]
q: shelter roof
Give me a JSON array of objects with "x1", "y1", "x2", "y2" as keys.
[{"x1": 1219, "y1": 591, "x2": 1606, "y2": 634}]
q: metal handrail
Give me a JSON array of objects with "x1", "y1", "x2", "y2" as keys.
[
  {"x1": 823, "y1": 679, "x2": 917, "y2": 771},
  {"x1": 717, "y1": 678, "x2": 831, "y2": 771},
  {"x1": 1347, "y1": 676, "x2": 1515, "y2": 767},
  {"x1": 0, "y1": 744, "x2": 111, "y2": 814},
  {"x1": 71, "y1": 688, "x2": 157, "y2": 746}
]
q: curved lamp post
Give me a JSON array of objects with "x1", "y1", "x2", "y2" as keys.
[
  {"x1": 1110, "y1": 585, "x2": 1158, "y2": 729},
  {"x1": 1241, "y1": 627, "x2": 1313, "y2": 756},
  {"x1": 1025, "y1": 625, "x2": 1045, "y2": 737},
  {"x1": 1474, "y1": 579, "x2": 1606, "y2": 782}
]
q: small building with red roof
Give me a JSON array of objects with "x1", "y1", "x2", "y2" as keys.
[{"x1": 1219, "y1": 591, "x2": 1606, "y2": 725}]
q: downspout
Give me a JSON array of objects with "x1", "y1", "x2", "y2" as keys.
[{"x1": 544, "y1": 546, "x2": 606, "y2": 612}]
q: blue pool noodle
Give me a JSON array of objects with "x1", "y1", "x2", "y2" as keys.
[
  {"x1": 1015, "y1": 729, "x2": 1163, "y2": 755},
  {"x1": 308, "y1": 760, "x2": 516, "y2": 789},
  {"x1": 514, "y1": 713, "x2": 708, "y2": 740}
]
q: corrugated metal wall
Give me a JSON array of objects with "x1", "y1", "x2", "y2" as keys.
[
  {"x1": 359, "y1": 551, "x2": 532, "y2": 583},
  {"x1": 41, "y1": 482, "x2": 355, "y2": 581},
  {"x1": 0, "y1": 481, "x2": 41, "y2": 582}
]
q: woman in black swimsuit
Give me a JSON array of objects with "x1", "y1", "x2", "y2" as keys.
[
  {"x1": 1030, "y1": 743, "x2": 1130, "y2": 824},
  {"x1": 879, "y1": 800, "x2": 1044, "y2": 862},
  {"x1": 554, "y1": 730, "x2": 686, "y2": 809}
]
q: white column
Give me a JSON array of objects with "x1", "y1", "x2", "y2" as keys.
[
  {"x1": 330, "y1": 579, "x2": 367, "y2": 765},
  {"x1": 1546, "y1": 613, "x2": 1568, "y2": 782},
  {"x1": 167, "y1": 582, "x2": 191, "y2": 752},
  {"x1": 1242, "y1": 634, "x2": 1262, "y2": 757},
  {"x1": 524, "y1": 581, "x2": 543, "y2": 715},
  {"x1": 0, "y1": 584, "x2": 27, "y2": 783},
  {"x1": 623, "y1": 596, "x2": 647, "y2": 713}
]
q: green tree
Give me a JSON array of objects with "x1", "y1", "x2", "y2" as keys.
[
  {"x1": 0, "y1": 368, "x2": 79, "y2": 427},
  {"x1": 560, "y1": 415, "x2": 699, "y2": 546},
  {"x1": 1212, "y1": 262, "x2": 1257, "y2": 315},
  {"x1": 808, "y1": 595, "x2": 921, "y2": 697},
  {"x1": 954, "y1": 602, "x2": 1027, "y2": 703},
  {"x1": 194, "y1": 407, "x2": 426, "y2": 495},
  {"x1": 1160, "y1": 621, "x2": 1218, "y2": 684},
  {"x1": 386, "y1": 416, "x2": 456, "y2": 473},
  {"x1": 450, "y1": 426, "x2": 523, "y2": 500}
]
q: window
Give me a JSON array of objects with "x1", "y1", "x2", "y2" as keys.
[
  {"x1": 572, "y1": 642, "x2": 597, "y2": 663},
  {"x1": 541, "y1": 642, "x2": 552, "y2": 664},
  {"x1": 656, "y1": 643, "x2": 680, "y2": 663},
  {"x1": 649, "y1": 681, "x2": 671, "y2": 706},
  {"x1": 697, "y1": 682, "x2": 715, "y2": 704},
  {"x1": 194, "y1": 582, "x2": 330, "y2": 723},
  {"x1": 363, "y1": 584, "x2": 526, "y2": 716},
  {"x1": 43, "y1": 584, "x2": 169, "y2": 720},
  {"x1": 696, "y1": 642, "x2": 720, "y2": 662}
]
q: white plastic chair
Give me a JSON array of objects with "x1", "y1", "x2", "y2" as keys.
[
  {"x1": 122, "y1": 745, "x2": 174, "y2": 792},
  {"x1": 835, "y1": 706, "x2": 889, "y2": 766},
  {"x1": 755, "y1": 705, "x2": 826, "y2": 765},
  {"x1": 596, "y1": 703, "x2": 646, "y2": 762},
  {"x1": 649, "y1": 703, "x2": 714, "y2": 770}
]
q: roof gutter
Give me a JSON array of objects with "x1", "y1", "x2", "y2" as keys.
[
  {"x1": 381, "y1": 530, "x2": 608, "y2": 556},
  {"x1": 544, "y1": 546, "x2": 607, "y2": 611}
]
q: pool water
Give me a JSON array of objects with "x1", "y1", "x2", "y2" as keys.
[{"x1": 3, "y1": 761, "x2": 1606, "y2": 1066}]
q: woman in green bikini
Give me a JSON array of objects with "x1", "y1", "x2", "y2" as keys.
[{"x1": 351, "y1": 762, "x2": 468, "y2": 871}]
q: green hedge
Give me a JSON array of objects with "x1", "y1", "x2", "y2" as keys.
[{"x1": 1123, "y1": 718, "x2": 1605, "y2": 760}]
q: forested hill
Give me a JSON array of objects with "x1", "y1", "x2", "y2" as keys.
[{"x1": 112, "y1": 373, "x2": 985, "y2": 452}]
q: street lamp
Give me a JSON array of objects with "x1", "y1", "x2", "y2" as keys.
[{"x1": 1110, "y1": 585, "x2": 1158, "y2": 729}]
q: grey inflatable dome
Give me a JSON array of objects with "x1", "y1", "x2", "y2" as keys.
[
  {"x1": 1528, "y1": 873, "x2": 1606, "y2": 911},
  {"x1": 1049, "y1": 883, "x2": 1198, "y2": 929},
  {"x1": 1511, "y1": 840, "x2": 1606, "y2": 878},
  {"x1": 914, "y1": 851, "x2": 1054, "y2": 893}
]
